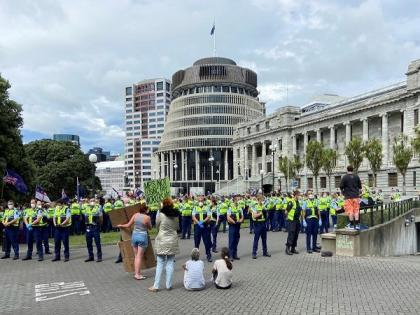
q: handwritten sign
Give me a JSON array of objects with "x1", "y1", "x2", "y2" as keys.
[
  {"x1": 336, "y1": 234, "x2": 353, "y2": 250},
  {"x1": 35, "y1": 281, "x2": 90, "y2": 302}
]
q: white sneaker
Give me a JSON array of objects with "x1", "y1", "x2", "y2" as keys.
[{"x1": 345, "y1": 223, "x2": 355, "y2": 230}]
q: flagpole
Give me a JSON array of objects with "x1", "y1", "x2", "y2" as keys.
[{"x1": 213, "y1": 18, "x2": 216, "y2": 57}]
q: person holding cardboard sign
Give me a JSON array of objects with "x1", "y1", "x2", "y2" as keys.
[{"x1": 118, "y1": 204, "x2": 151, "y2": 280}]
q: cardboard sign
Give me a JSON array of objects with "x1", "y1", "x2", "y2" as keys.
[
  {"x1": 108, "y1": 208, "x2": 128, "y2": 228},
  {"x1": 120, "y1": 226, "x2": 133, "y2": 241},
  {"x1": 125, "y1": 204, "x2": 141, "y2": 221},
  {"x1": 118, "y1": 237, "x2": 156, "y2": 272}
]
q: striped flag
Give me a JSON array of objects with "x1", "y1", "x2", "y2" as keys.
[{"x1": 35, "y1": 185, "x2": 51, "y2": 203}]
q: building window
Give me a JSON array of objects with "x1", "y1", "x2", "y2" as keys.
[
  {"x1": 156, "y1": 81, "x2": 163, "y2": 91},
  {"x1": 414, "y1": 171, "x2": 417, "y2": 187},
  {"x1": 265, "y1": 121, "x2": 270, "y2": 129},
  {"x1": 320, "y1": 177, "x2": 326, "y2": 189},
  {"x1": 388, "y1": 173, "x2": 398, "y2": 187},
  {"x1": 126, "y1": 87, "x2": 132, "y2": 95},
  {"x1": 247, "y1": 127, "x2": 251, "y2": 135},
  {"x1": 256, "y1": 124, "x2": 260, "y2": 132},
  {"x1": 214, "y1": 86, "x2": 221, "y2": 92},
  {"x1": 334, "y1": 176, "x2": 341, "y2": 188},
  {"x1": 222, "y1": 86, "x2": 230, "y2": 92},
  {"x1": 166, "y1": 82, "x2": 170, "y2": 91},
  {"x1": 415, "y1": 109, "x2": 419, "y2": 126},
  {"x1": 237, "y1": 148, "x2": 240, "y2": 158},
  {"x1": 307, "y1": 178, "x2": 313, "y2": 189}
]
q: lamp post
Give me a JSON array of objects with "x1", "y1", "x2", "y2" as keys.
[
  {"x1": 208, "y1": 156, "x2": 214, "y2": 193},
  {"x1": 153, "y1": 169, "x2": 157, "y2": 180},
  {"x1": 173, "y1": 163, "x2": 178, "y2": 181},
  {"x1": 88, "y1": 154, "x2": 97, "y2": 197},
  {"x1": 260, "y1": 169, "x2": 265, "y2": 193},
  {"x1": 236, "y1": 161, "x2": 240, "y2": 194},
  {"x1": 216, "y1": 167, "x2": 220, "y2": 192},
  {"x1": 269, "y1": 144, "x2": 278, "y2": 193}
]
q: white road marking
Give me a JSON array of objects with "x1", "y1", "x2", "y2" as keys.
[{"x1": 35, "y1": 281, "x2": 90, "y2": 302}]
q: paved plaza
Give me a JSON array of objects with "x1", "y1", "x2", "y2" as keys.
[{"x1": 1, "y1": 230, "x2": 420, "y2": 315}]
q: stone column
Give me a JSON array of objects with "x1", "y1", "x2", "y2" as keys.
[
  {"x1": 195, "y1": 149, "x2": 200, "y2": 181},
  {"x1": 160, "y1": 153, "x2": 164, "y2": 179},
  {"x1": 233, "y1": 147, "x2": 238, "y2": 179},
  {"x1": 252, "y1": 144, "x2": 257, "y2": 177},
  {"x1": 181, "y1": 150, "x2": 185, "y2": 181},
  {"x1": 243, "y1": 145, "x2": 248, "y2": 178},
  {"x1": 329, "y1": 125, "x2": 335, "y2": 149},
  {"x1": 224, "y1": 149, "x2": 229, "y2": 181},
  {"x1": 362, "y1": 118, "x2": 369, "y2": 142},
  {"x1": 381, "y1": 113, "x2": 388, "y2": 166},
  {"x1": 303, "y1": 131, "x2": 308, "y2": 155},
  {"x1": 169, "y1": 151, "x2": 174, "y2": 181},
  {"x1": 316, "y1": 129, "x2": 321, "y2": 143},
  {"x1": 261, "y1": 141, "x2": 267, "y2": 173},
  {"x1": 345, "y1": 121, "x2": 351, "y2": 144},
  {"x1": 401, "y1": 109, "x2": 408, "y2": 136},
  {"x1": 292, "y1": 135, "x2": 297, "y2": 156}
]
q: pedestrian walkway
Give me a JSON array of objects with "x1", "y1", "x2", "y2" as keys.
[{"x1": 1, "y1": 230, "x2": 420, "y2": 314}]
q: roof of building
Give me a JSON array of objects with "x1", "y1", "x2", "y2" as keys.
[
  {"x1": 95, "y1": 160, "x2": 124, "y2": 169},
  {"x1": 193, "y1": 57, "x2": 237, "y2": 66}
]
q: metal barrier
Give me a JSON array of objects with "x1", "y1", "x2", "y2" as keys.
[{"x1": 359, "y1": 199, "x2": 416, "y2": 228}]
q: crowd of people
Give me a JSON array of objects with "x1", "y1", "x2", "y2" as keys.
[{"x1": 0, "y1": 165, "x2": 403, "y2": 291}]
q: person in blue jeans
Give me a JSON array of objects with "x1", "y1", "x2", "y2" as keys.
[
  {"x1": 148, "y1": 198, "x2": 180, "y2": 292},
  {"x1": 118, "y1": 203, "x2": 152, "y2": 280},
  {"x1": 52, "y1": 201, "x2": 72, "y2": 262},
  {"x1": 251, "y1": 197, "x2": 271, "y2": 259},
  {"x1": 1, "y1": 200, "x2": 21, "y2": 260},
  {"x1": 82, "y1": 199, "x2": 103, "y2": 262}
]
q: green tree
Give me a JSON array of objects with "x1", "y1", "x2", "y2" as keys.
[
  {"x1": 392, "y1": 134, "x2": 412, "y2": 195},
  {"x1": 278, "y1": 156, "x2": 296, "y2": 191},
  {"x1": 0, "y1": 74, "x2": 35, "y2": 202},
  {"x1": 345, "y1": 137, "x2": 364, "y2": 173},
  {"x1": 364, "y1": 138, "x2": 382, "y2": 188},
  {"x1": 412, "y1": 125, "x2": 420, "y2": 155},
  {"x1": 24, "y1": 139, "x2": 101, "y2": 200},
  {"x1": 322, "y1": 148, "x2": 337, "y2": 192},
  {"x1": 305, "y1": 140, "x2": 324, "y2": 194}
]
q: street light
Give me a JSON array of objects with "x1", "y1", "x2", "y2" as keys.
[
  {"x1": 236, "y1": 161, "x2": 240, "y2": 194},
  {"x1": 216, "y1": 167, "x2": 220, "y2": 192},
  {"x1": 88, "y1": 154, "x2": 97, "y2": 197},
  {"x1": 173, "y1": 163, "x2": 178, "y2": 181},
  {"x1": 260, "y1": 169, "x2": 265, "y2": 193},
  {"x1": 208, "y1": 156, "x2": 214, "y2": 193},
  {"x1": 269, "y1": 144, "x2": 278, "y2": 193}
]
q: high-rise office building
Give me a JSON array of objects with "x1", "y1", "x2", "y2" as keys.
[
  {"x1": 155, "y1": 57, "x2": 265, "y2": 194},
  {"x1": 53, "y1": 134, "x2": 80, "y2": 146},
  {"x1": 124, "y1": 78, "x2": 171, "y2": 189}
]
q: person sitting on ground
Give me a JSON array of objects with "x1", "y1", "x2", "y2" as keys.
[
  {"x1": 182, "y1": 248, "x2": 205, "y2": 291},
  {"x1": 212, "y1": 247, "x2": 233, "y2": 289}
]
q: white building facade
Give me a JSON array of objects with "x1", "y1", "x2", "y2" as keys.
[
  {"x1": 229, "y1": 59, "x2": 420, "y2": 195},
  {"x1": 95, "y1": 160, "x2": 125, "y2": 197},
  {"x1": 124, "y1": 78, "x2": 171, "y2": 190}
]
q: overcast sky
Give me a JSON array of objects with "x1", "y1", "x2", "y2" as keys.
[{"x1": 1, "y1": 0, "x2": 419, "y2": 154}]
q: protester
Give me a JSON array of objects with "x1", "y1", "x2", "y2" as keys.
[
  {"x1": 118, "y1": 203, "x2": 151, "y2": 280},
  {"x1": 183, "y1": 248, "x2": 205, "y2": 291},
  {"x1": 212, "y1": 247, "x2": 233, "y2": 289},
  {"x1": 149, "y1": 198, "x2": 179, "y2": 292},
  {"x1": 340, "y1": 165, "x2": 362, "y2": 229}
]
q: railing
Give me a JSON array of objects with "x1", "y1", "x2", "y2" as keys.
[{"x1": 358, "y1": 199, "x2": 418, "y2": 228}]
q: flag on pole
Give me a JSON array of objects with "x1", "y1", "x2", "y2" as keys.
[
  {"x1": 112, "y1": 187, "x2": 121, "y2": 198},
  {"x1": 210, "y1": 23, "x2": 215, "y2": 35},
  {"x1": 3, "y1": 169, "x2": 28, "y2": 193},
  {"x1": 76, "y1": 177, "x2": 80, "y2": 202},
  {"x1": 61, "y1": 188, "x2": 70, "y2": 203},
  {"x1": 35, "y1": 185, "x2": 51, "y2": 203}
]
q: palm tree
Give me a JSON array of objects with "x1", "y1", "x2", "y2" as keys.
[
  {"x1": 345, "y1": 137, "x2": 364, "y2": 173},
  {"x1": 322, "y1": 148, "x2": 337, "y2": 192},
  {"x1": 364, "y1": 138, "x2": 382, "y2": 188},
  {"x1": 305, "y1": 141, "x2": 324, "y2": 194},
  {"x1": 392, "y1": 134, "x2": 413, "y2": 195}
]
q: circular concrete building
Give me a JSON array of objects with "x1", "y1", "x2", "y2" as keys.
[{"x1": 155, "y1": 57, "x2": 265, "y2": 194}]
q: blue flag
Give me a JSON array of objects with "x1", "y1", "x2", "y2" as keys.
[
  {"x1": 210, "y1": 23, "x2": 215, "y2": 35},
  {"x1": 3, "y1": 169, "x2": 28, "y2": 193},
  {"x1": 61, "y1": 188, "x2": 70, "y2": 203}
]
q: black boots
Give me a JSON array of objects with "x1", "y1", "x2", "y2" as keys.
[{"x1": 285, "y1": 246, "x2": 292, "y2": 255}]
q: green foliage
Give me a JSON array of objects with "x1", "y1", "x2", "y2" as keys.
[
  {"x1": 24, "y1": 139, "x2": 101, "y2": 200},
  {"x1": 392, "y1": 134, "x2": 412, "y2": 195},
  {"x1": 144, "y1": 178, "x2": 171, "y2": 204},
  {"x1": 322, "y1": 148, "x2": 337, "y2": 192},
  {"x1": 293, "y1": 155, "x2": 303, "y2": 177},
  {"x1": 345, "y1": 137, "x2": 364, "y2": 173},
  {"x1": 364, "y1": 138, "x2": 382, "y2": 187},
  {"x1": 305, "y1": 140, "x2": 324, "y2": 193},
  {"x1": 0, "y1": 74, "x2": 35, "y2": 202},
  {"x1": 412, "y1": 124, "x2": 420, "y2": 155},
  {"x1": 278, "y1": 156, "x2": 296, "y2": 190}
]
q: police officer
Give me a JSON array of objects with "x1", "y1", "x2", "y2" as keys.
[
  {"x1": 251, "y1": 197, "x2": 271, "y2": 259},
  {"x1": 70, "y1": 199, "x2": 82, "y2": 235},
  {"x1": 285, "y1": 191, "x2": 303, "y2": 255},
  {"x1": 1, "y1": 200, "x2": 21, "y2": 259},
  {"x1": 209, "y1": 198, "x2": 219, "y2": 253},
  {"x1": 52, "y1": 200, "x2": 71, "y2": 262},
  {"x1": 41, "y1": 202, "x2": 52, "y2": 255},
  {"x1": 302, "y1": 193, "x2": 320, "y2": 254},
  {"x1": 22, "y1": 200, "x2": 37, "y2": 260},
  {"x1": 216, "y1": 197, "x2": 228, "y2": 233},
  {"x1": 102, "y1": 198, "x2": 113, "y2": 233},
  {"x1": 192, "y1": 198, "x2": 212, "y2": 262},
  {"x1": 180, "y1": 197, "x2": 193, "y2": 239},
  {"x1": 227, "y1": 197, "x2": 244, "y2": 260},
  {"x1": 318, "y1": 192, "x2": 329, "y2": 234},
  {"x1": 82, "y1": 198, "x2": 103, "y2": 262}
]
